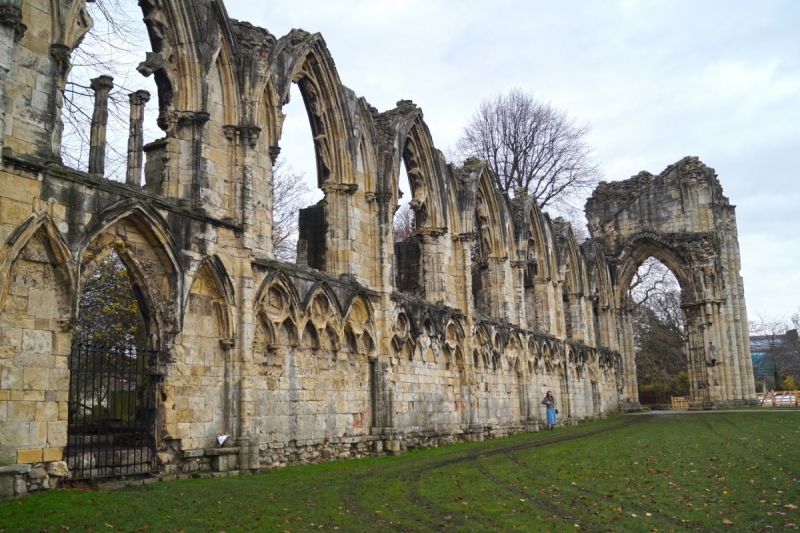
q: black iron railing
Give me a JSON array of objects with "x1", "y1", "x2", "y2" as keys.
[{"x1": 66, "y1": 340, "x2": 160, "y2": 480}]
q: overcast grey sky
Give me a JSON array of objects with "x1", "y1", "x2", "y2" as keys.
[{"x1": 223, "y1": 0, "x2": 800, "y2": 320}]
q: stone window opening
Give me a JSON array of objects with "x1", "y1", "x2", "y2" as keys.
[
  {"x1": 393, "y1": 146, "x2": 425, "y2": 296},
  {"x1": 59, "y1": 1, "x2": 160, "y2": 185},
  {"x1": 276, "y1": 82, "x2": 321, "y2": 264},
  {"x1": 562, "y1": 288, "x2": 573, "y2": 340},
  {"x1": 524, "y1": 237, "x2": 540, "y2": 330},
  {"x1": 471, "y1": 196, "x2": 492, "y2": 316}
]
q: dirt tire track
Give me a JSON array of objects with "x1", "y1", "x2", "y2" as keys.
[{"x1": 340, "y1": 417, "x2": 641, "y2": 531}]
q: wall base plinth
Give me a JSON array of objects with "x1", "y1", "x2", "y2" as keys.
[{"x1": 619, "y1": 400, "x2": 643, "y2": 413}]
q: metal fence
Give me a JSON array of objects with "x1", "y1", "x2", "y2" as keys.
[{"x1": 66, "y1": 341, "x2": 160, "y2": 480}]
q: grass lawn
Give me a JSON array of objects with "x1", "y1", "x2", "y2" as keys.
[{"x1": 1, "y1": 412, "x2": 798, "y2": 532}]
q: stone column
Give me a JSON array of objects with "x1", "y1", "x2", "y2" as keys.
[
  {"x1": 88, "y1": 75, "x2": 114, "y2": 175},
  {"x1": 618, "y1": 306, "x2": 641, "y2": 410},
  {"x1": 0, "y1": 2, "x2": 26, "y2": 154},
  {"x1": 319, "y1": 182, "x2": 358, "y2": 275},
  {"x1": 162, "y1": 110, "x2": 209, "y2": 203},
  {"x1": 510, "y1": 261, "x2": 527, "y2": 327},
  {"x1": 452, "y1": 233, "x2": 475, "y2": 314},
  {"x1": 418, "y1": 227, "x2": 445, "y2": 302},
  {"x1": 48, "y1": 44, "x2": 70, "y2": 160},
  {"x1": 125, "y1": 90, "x2": 150, "y2": 186},
  {"x1": 486, "y1": 256, "x2": 509, "y2": 318},
  {"x1": 241, "y1": 126, "x2": 261, "y2": 228}
]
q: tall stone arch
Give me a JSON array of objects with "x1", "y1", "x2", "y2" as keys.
[{"x1": 586, "y1": 156, "x2": 756, "y2": 409}]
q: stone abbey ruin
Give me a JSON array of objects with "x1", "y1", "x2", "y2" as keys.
[{"x1": 0, "y1": 0, "x2": 755, "y2": 497}]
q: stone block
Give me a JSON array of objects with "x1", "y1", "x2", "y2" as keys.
[
  {"x1": 26, "y1": 289, "x2": 58, "y2": 318},
  {"x1": 0, "y1": 366, "x2": 23, "y2": 390},
  {"x1": 46, "y1": 421, "x2": 67, "y2": 448},
  {"x1": 7, "y1": 401, "x2": 35, "y2": 422},
  {"x1": 17, "y1": 448, "x2": 43, "y2": 463},
  {"x1": 49, "y1": 368, "x2": 70, "y2": 391},
  {"x1": 42, "y1": 447, "x2": 63, "y2": 462},
  {"x1": 22, "y1": 367, "x2": 49, "y2": 391},
  {"x1": 15, "y1": 330, "x2": 52, "y2": 368},
  {"x1": 34, "y1": 401, "x2": 57, "y2": 421}
]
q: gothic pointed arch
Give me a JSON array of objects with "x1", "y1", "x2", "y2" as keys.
[
  {"x1": 343, "y1": 293, "x2": 377, "y2": 356},
  {"x1": 254, "y1": 270, "x2": 302, "y2": 326},
  {"x1": 586, "y1": 157, "x2": 755, "y2": 408},
  {"x1": 390, "y1": 303, "x2": 415, "y2": 352},
  {"x1": 612, "y1": 233, "x2": 694, "y2": 308},
  {"x1": 389, "y1": 108, "x2": 448, "y2": 231},
  {"x1": 185, "y1": 255, "x2": 237, "y2": 341},
  {"x1": 270, "y1": 30, "x2": 355, "y2": 187},
  {"x1": 0, "y1": 213, "x2": 74, "y2": 313},
  {"x1": 466, "y1": 163, "x2": 513, "y2": 319},
  {"x1": 78, "y1": 201, "x2": 184, "y2": 340}
]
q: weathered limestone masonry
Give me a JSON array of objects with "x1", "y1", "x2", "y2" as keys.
[{"x1": 0, "y1": 0, "x2": 755, "y2": 498}]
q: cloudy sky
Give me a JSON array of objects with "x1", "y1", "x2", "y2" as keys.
[{"x1": 222, "y1": 0, "x2": 799, "y2": 320}]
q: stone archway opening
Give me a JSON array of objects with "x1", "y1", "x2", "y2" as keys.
[
  {"x1": 66, "y1": 249, "x2": 159, "y2": 480},
  {"x1": 585, "y1": 159, "x2": 756, "y2": 409},
  {"x1": 628, "y1": 256, "x2": 690, "y2": 406},
  {"x1": 273, "y1": 82, "x2": 320, "y2": 263},
  {"x1": 393, "y1": 157, "x2": 424, "y2": 295},
  {"x1": 615, "y1": 237, "x2": 720, "y2": 408}
]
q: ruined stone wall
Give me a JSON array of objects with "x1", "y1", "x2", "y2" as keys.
[{"x1": 0, "y1": 0, "x2": 752, "y2": 498}]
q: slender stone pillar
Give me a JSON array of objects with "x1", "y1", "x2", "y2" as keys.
[
  {"x1": 0, "y1": 2, "x2": 27, "y2": 155},
  {"x1": 125, "y1": 90, "x2": 150, "y2": 186},
  {"x1": 88, "y1": 75, "x2": 114, "y2": 175}
]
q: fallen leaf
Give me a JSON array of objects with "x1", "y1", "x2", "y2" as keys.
[{"x1": 722, "y1": 519, "x2": 733, "y2": 525}]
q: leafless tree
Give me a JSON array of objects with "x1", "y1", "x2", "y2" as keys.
[
  {"x1": 272, "y1": 158, "x2": 312, "y2": 261},
  {"x1": 629, "y1": 258, "x2": 681, "y2": 313},
  {"x1": 61, "y1": 0, "x2": 159, "y2": 181},
  {"x1": 393, "y1": 203, "x2": 414, "y2": 242},
  {"x1": 454, "y1": 88, "x2": 602, "y2": 214}
]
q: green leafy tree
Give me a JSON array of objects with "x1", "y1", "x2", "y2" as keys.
[
  {"x1": 73, "y1": 250, "x2": 140, "y2": 346},
  {"x1": 70, "y1": 250, "x2": 145, "y2": 423}
]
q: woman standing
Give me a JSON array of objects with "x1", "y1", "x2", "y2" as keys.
[{"x1": 541, "y1": 390, "x2": 557, "y2": 430}]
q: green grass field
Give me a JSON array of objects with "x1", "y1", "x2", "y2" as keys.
[{"x1": 1, "y1": 412, "x2": 798, "y2": 533}]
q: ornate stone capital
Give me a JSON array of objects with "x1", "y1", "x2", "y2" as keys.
[
  {"x1": 169, "y1": 110, "x2": 210, "y2": 127},
  {"x1": 1, "y1": 5, "x2": 27, "y2": 43},
  {"x1": 269, "y1": 145, "x2": 281, "y2": 165},
  {"x1": 374, "y1": 192, "x2": 393, "y2": 203},
  {"x1": 417, "y1": 226, "x2": 447, "y2": 237},
  {"x1": 323, "y1": 182, "x2": 358, "y2": 195},
  {"x1": 90, "y1": 75, "x2": 114, "y2": 92},
  {"x1": 129, "y1": 90, "x2": 151, "y2": 106},
  {"x1": 452, "y1": 232, "x2": 474, "y2": 242},
  {"x1": 222, "y1": 125, "x2": 238, "y2": 140},
  {"x1": 241, "y1": 126, "x2": 261, "y2": 148}
]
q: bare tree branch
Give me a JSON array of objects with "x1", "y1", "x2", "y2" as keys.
[
  {"x1": 61, "y1": 0, "x2": 159, "y2": 182},
  {"x1": 454, "y1": 88, "x2": 602, "y2": 216},
  {"x1": 393, "y1": 203, "x2": 414, "y2": 243},
  {"x1": 272, "y1": 158, "x2": 312, "y2": 261}
]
